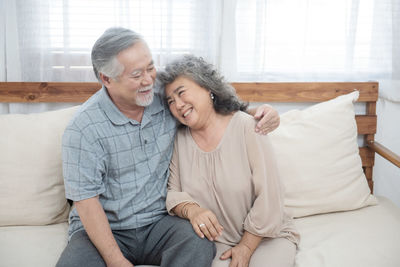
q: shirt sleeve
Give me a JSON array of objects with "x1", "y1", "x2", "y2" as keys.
[
  {"x1": 243, "y1": 119, "x2": 287, "y2": 238},
  {"x1": 62, "y1": 124, "x2": 106, "y2": 201},
  {"x1": 166, "y1": 133, "x2": 197, "y2": 215}
]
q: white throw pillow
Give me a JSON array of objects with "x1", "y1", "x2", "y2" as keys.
[
  {"x1": 269, "y1": 91, "x2": 377, "y2": 218},
  {"x1": 0, "y1": 106, "x2": 79, "y2": 226}
]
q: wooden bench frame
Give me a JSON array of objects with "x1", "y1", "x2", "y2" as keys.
[{"x1": 1, "y1": 81, "x2": 399, "y2": 193}]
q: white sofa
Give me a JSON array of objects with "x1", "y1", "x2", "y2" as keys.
[
  {"x1": 1, "y1": 85, "x2": 400, "y2": 267},
  {"x1": 0, "y1": 107, "x2": 155, "y2": 267},
  {"x1": 0, "y1": 107, "x2": 75, "y2": 266}
]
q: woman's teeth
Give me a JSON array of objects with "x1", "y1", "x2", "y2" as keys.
[{"x1": 183, "y1": 109, "x2": 192, "y2": 118}]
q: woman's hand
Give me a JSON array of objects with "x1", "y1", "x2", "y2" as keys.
[
  {"x1": 187, "y1": 206, "x2": 223, "y2": 241},
  {"x1": 220, "y1": 244, "x2": 252, "y2": 267}
]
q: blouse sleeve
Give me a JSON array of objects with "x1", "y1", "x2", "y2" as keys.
[
  {"x1": 166, "y1": 133, "x2": 197, "y2": 215},
  {"x1": 243, "y1": 120, "x2": 287, "y2": 237}
]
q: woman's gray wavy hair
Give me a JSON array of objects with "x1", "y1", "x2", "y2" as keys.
[
  {"x1": 91, "y1": 27, "x2": 144, "y2": 82},
  {"x1": 157, "y1": 55, "x2": 248, "y2": 115}
]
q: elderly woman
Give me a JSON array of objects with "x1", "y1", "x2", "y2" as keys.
[{"x1": 158, "y1": 55, "x2": 299, "y2": 267}]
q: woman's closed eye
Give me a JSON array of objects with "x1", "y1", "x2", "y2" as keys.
[{"x1": 167, "y1": 99, "x2": 175, "y2": 106}]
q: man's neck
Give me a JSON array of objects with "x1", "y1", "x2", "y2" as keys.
[
  {"x1": 117, "y1": 105, "x2": 145, "y2": 122},
  {"x1": 105, "y1": 89, "x2": 146, "y2": 122}
]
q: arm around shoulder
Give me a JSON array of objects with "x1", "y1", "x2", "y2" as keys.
[{"x1": 247, "y1": 104, "x2": 280, "y2": 134}]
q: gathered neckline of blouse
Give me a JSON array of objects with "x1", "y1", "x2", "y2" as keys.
[{"x1": 186, "y1": 111, "x2": 239, "y2": 154}]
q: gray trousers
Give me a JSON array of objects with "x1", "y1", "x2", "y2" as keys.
[{"x1": 56, "y1": 215, "x2": 216, "y2": 267}]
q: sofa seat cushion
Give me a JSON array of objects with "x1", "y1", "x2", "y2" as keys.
[
  {"x1": 0, "y1": 222, "x2": 69, "y2": 267},
  {"x1": 294, "y1": 196, "x2": 400, "y2": 267}
]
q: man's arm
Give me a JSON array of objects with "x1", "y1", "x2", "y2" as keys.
[
  {"x1": 75, "y1": 196, "x2": 133, "y2": 267},
  {"x1": 247, "y1": 104, "x2": 280, "y2": 135}
]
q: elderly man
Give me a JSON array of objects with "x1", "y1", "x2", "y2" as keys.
[{"x1": 56, "y1": 27, "x2": 279, "y2": 267}]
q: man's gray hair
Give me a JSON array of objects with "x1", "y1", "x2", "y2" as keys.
[
  {"x1": 157, "y1": 55, "x2": 248, "y2": 114},
  {"x1": 91, "y1": 27, "x2": 144, "y2": 82}
]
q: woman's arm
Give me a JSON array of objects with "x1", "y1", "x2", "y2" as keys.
[
  {"x1": 243, "y1": 121, "x2": 286, "y2": 236},
  {"x1": 167, "y1": 137, "x2": 223, "y2": 241},
  {"x1": 238, "y1": 231, "x2": 263, "y2": 255},
  {"x1": 172, "y1": 202, "x2": 223, "y2": 241},
  {"x1": 166, "y1": 138, "x2": 196, "y2": 213},
  {"x1": 218, "y1": 117, "x2": 287, "y2": 267},
  {"x1": 220, "y1": 231, "x2": 262, "y2": 267}
]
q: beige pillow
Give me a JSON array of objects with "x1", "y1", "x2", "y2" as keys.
[
  {"x1": 269, "y1": 91, "x2": 377, "y2": 218},
  {"x1": 0, "y1": 106, "x2": 79, "y2": 226}
]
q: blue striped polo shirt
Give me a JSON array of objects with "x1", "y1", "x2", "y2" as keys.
[{"x1": 62, "y1": 86, "x2": 177, "y2": 238}]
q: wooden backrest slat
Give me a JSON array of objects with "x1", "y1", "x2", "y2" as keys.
[
  {"x1": 233, "y1": 82, "x2": 378, "y2": 102},
  {"x1": 0, "y1": 82, "x2": 379, "y2": 103},
  {"x1": 0, "y1": 82, "x2": 101, "y2": 103},
  {"x1": 355, "y1": 115, "x2": 377, "y2": 134}
]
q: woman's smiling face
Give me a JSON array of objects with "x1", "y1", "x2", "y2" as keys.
[{"x1": 165, "y1": 76, "x2": 215, "y2": 130}]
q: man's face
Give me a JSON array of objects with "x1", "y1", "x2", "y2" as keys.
[{"x1": 105, "y1": 41, "x2": 156, "y2": 108}]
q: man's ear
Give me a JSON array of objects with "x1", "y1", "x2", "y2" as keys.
[{"x1": 99, "y1": 73, "x2": 112, "y2": 86}]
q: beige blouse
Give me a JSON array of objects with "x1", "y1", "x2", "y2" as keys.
[{"x1": 166, "y1": 111, "x2": 299, "y2": 246}]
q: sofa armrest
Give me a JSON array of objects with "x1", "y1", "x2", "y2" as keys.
[{"x1": 367, "y1": 140, "x2": 400, "y2": 168}]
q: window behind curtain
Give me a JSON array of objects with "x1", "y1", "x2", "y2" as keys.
[
  {"x1": 14, "y1": 0, "x2": 220, "y2": 82},
  {"x1": 235, "y1": 0, "x2": 394, "y2": 81},
  {"x1": 9, "y1": 0, "x2": 398, "y2": 82}
]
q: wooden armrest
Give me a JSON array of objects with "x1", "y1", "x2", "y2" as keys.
[{"x1": 367, "y1": 140, "x2": 400, "y2": 168}]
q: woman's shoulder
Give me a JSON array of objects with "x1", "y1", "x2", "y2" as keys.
[
  {"x1": 175, "y1": 125, "x2": 191, "y2": 143},
  {"x1": 176, "y1": 125, "x2": 188, "y2": 134},
  {"x1": 234, "y1": 111, "x2": 257, "y2": 130}
]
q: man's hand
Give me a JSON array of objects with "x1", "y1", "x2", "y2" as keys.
[
  {"x1": 253, "y1": 104, "x2": 280, "y2": 135},
  {"x1": 220, "y1": 244, "x2": 252, "y2": 267}
]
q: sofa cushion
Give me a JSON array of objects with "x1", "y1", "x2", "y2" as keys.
[
  {"x1": 269, "y1": 91, "x2": 377, "y2": 218},
  {"x1": 0, "y1": 222, "x2": 69, "y2": 267},
  {"x1": 294, "y1": 196, "x2": 400, "y2": 267},
  {"x1": 0, "y1": 106, "x2": 79, "y2": 226}
]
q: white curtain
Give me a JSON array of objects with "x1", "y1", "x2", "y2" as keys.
[
  {"x1": 1, "y1": 0, "x2": 224, "y2": 83},
  {"x1": 2, "y1": 0, "x2": 399, "y2": 82},
  {"x1": 0, "y1": 0, "x2": 224, "y2": 112},
  {"x1": 1, "y1": 0, "x2": 399, "y2": 206},
  {"x1": 233, "y1": 0, "x2": 398, "y2": 82}
]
